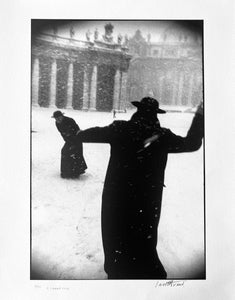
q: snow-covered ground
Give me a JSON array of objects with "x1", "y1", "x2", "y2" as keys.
[{"x1": 31, "y1": 106, "x2": 204, "y2": 280}]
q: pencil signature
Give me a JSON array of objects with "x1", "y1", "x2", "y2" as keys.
[{"x1": 155, "y1": 280, "x2": 185, "y2": 287}]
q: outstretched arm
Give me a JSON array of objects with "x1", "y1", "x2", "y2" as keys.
[
  {"x1": 75, "y1": 126, "x2": 112, "y2": 144},
  {"x1": 144, "y1": 102, "x2": 204, "y2": 153},
  {"x1": 75, "y1": 120, "x2": 128, "y2": 144}
]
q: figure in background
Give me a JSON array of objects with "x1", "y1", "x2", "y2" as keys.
[
  {"x1": 75, "y1": 98, "x2": 204, "y2": 279},
  {"x1": 52, "y1": 111, "x2": 87, "y2": 178}
]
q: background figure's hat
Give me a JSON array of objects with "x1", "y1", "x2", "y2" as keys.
[
  {"x1": 131, "y1": 97, "x2": 166, "y2": 114},
  {"x1": 51, "y1": 110, "x2": 64, "y2": 118}
]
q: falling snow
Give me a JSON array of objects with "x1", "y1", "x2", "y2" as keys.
[{"x1": 32, "y1": 106, "x2": 204, "y2": 279}]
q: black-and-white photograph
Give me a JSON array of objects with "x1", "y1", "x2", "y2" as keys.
[{"x1": 31, "y1": 20, "x2": 205, "y2": 280}]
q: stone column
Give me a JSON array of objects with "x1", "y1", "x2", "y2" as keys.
[
  {"x1": 178, "y1": 72, "x2": 184, "y2": 106},
  {"x1": 113, "y1": 69, "x2": 121, "y2": 110},
  {"x1": 32, "y1": 57, "x2": 40, "y2": 107},
  {"x1": 82, "y1": 66, "x2": 89, "y2": 110},
  {"x1": 119, "y1": 71, "x2": 127, "y2": 111},
  {"x1": 159, "y1": 77, "x2": 164, "y2": 103},
  {"x1": 143, "y1": 84, "x2": 148, "y2": 97},
  {"x1": 187, "y1": 74, "x2": 194, "y2": 106},
  {"x1": 66, "y1": 61, "x2": 74, "y2": 109},
  {"x1": 49, "y1": 59, "x2": 57, "y2": 108},
  {"x1": 172, "y1": 71, "x2": 178, "y2": 105},
  {"x1": 89, "y1": 65, "x2": 97, "y2": 110}
]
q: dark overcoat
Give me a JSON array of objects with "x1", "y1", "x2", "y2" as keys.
[
  {"x1": 56, "y1": 116, "x2": 87, "y2": 178},
  {"x1": 76, "y1": 109, "x2": 203, "y2": 279}
]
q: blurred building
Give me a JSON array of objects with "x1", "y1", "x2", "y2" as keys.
[
  {"x1": 127, "y1": 26, "x2": 203, "y2": 108},
  {"x1": 31, "y1": 23, "x2": 132, "y2": 112},
  {"x1": 31, "y1": 22, "x2": 203, "y2": 112}
]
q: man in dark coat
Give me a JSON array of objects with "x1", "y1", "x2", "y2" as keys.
[
  {"x1": 75, "y1": 97, "x2": 204, "y2": 279},
  {"x1": 52, "y1": 111, "x2": 87, "y2": 178}
]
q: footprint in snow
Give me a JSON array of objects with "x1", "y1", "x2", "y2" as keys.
[{"x1": 86, "y1": 254, "x2": 96, "y2": 262}]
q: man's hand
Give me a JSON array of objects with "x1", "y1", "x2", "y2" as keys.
[{"x1": 196, "y1": 101, "x2": 203, "y2": 116}]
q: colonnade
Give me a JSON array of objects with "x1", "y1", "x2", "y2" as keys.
[{"x1": 32, "y1": 56, "x2": 128, "y2": 111}]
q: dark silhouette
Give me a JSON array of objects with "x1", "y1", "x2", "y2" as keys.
[
  {"x1": 52, "y1": 111, "x2": 87, "y2": 178},
  {"x1": 75, "y1": 97, "x2": 204, "y2": 279}
]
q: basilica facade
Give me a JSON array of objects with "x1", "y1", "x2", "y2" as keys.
[
  {"x1": 31, "y1": 22, "x2": 203, "y2": 111},
  {"x1": 31, "y1": 24, "x2": 132, "y2": 111}
]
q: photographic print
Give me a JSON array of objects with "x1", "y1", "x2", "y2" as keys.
[{"x1": 31, "y1": 20, "x2": 205, "y2": 280}]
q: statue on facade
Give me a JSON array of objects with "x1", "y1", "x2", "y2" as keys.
[
  {"x1": 94, "y1": 28, "x2": 99, "y2": 41},
  {"x1": 103, "y1": 23, "x2": 114, "y2": 43},
  {"x1": 86, "y1": 29, "x2": 92, "y2": 42},
  {"x1": 52, "y1": 24, "x2": 58, "y2": 39},
  {"x1": 147, "y1": 33, "x2": 151, "y2": 43},
  {"x1": 124, "y1": 34, "x2": 129, "y2": 46},
  {"x1": 69, "y1": 25, "x2": 75, "y2": 39},
  {"x1": 135, "y1": 29, "x2": 142, "y2": 41},
  {"x1": 117, "y1": 33, "x2": 123, "y2": 45}
]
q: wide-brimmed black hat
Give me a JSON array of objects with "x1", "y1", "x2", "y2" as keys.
[
  {"x1": 51, "y1": 110, "x2": 64, "y2": 118},
  {"x1": 131, "y1": 97, "x2": 166, "y2": 114}
]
